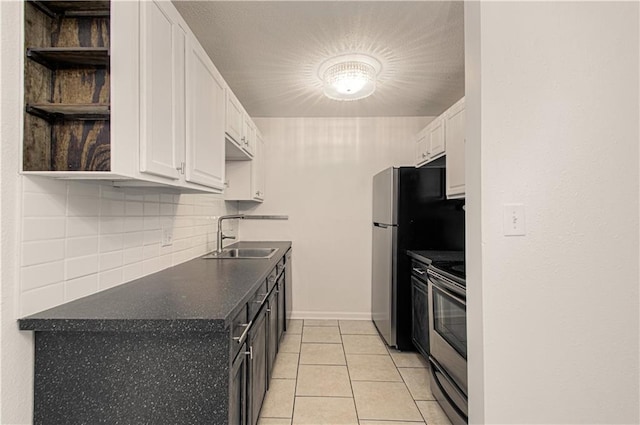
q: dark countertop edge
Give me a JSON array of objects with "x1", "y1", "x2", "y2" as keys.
[
  {"x1": 406, "y1": 249, "x2": 464, "y2": 264},
  {"x1": 18, "y1": 318, "x2": 227, "y2": 333},
  {"x1": 18, "y1": 241, "x2": 292, "y2": 333}
]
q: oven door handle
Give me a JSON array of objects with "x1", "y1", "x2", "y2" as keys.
[
  {"x1": 430, "y1": 279, "x2": 466, "y2": 306},
  {"x1": 428, "y1": 270, "x2": 465, "y2": 301}
]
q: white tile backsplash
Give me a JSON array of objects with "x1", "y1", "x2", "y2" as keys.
[
  {"x1": 65, "y1": 274, "x2": 99, "y2": 302},
  {"x1": 99, "y1": 268, "x2": 124, "y2": 290},
  {"x1": 22, "y1": 217, "x2": 66, "y2": 241},
  {"x1": 22, "y1": 283, "x2": 65, "y2": 316},
  {"x1": 99, "y1": 251, "x2": 123, "y2": 272},
  {"x1": 66, "y1": 236, "x2": 98, "y2": 258},
  {"x1": 67, "y1": 195, "x2": 100, "y2": 217},
  {"x1": 22, "y1": 239, "x2": 65, "y2": 266},
  {"x1": 23, "y1": 192, "x2": 66, "y2": 217},
  {"x1": 65, "y1": 255, "x2": 98, "y2": 280},
  {"x1": 67, "y1": 217, "x2": 98, "y2": 237},
  {"x1": 99, "y1": 234, "x2": 123, "y2": 253},
  {"x1": 19, "y1": 176, "x2": 238, "y2": 316},
  {"x1": 21, "y1": 261, "x2": 64, "y2": 292}
]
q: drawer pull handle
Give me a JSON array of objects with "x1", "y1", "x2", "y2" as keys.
[
  {"x1": 254, "y1": 293, "x2": 268, "y2": 304},
  {"x1": 232, "y1": 320, "x2": 253, "y2": 345},
  {"x1": 245, "y1": 346, "x2": 253, "y2": 360}
]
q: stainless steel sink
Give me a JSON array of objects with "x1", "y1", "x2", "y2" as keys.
[{"x1": 202, "y1": 248, "x2": 278, "y2": 259}]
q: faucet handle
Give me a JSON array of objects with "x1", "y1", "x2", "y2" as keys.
[{"x1": 222, "y1": 233, "x2": 236, "y2": 241}]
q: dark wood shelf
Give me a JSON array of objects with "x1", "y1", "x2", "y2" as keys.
[
  {"x1": 28, "y1": 1, "x2": 110, "y2": 18},
  {"x1": 26, "y1": 103, "x2": 110, "y2": 122},
  {"x1": 27, "y1": 47, "x2": 109, "y2": 69}
]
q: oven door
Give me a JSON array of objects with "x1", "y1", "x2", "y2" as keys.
[{"x1": 428, "y1": 269, "x2": 467, "y2": 394}]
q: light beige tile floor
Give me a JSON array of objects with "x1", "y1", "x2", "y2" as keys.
[{"x1": 259, "y1": 319, "x2": 452, "y2": 425}]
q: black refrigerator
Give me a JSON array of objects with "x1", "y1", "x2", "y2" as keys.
[{"x1": 371, "y1": 166, "x2": 464, "y2": 350}]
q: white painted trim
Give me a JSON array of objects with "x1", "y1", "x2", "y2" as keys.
[{"x1": 290, "y1": 311, "x2": 371, "y2": 321}]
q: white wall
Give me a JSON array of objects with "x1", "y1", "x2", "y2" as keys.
[
  {"x1": 239, "y1": 117, "x2": 430, "y2": 319},
  {"x1": 466, "y1": 2, "x2": 639, "y2": 424},
  {"x1": 0, "y1": 2, "x2": 237, "y2": 422}
]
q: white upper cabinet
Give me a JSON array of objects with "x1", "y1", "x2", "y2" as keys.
[
  {"x1": 226, "y1": 90, "x2": 244, "y2": 145},
  {"x1": 428, "y1": 117, "x2": 446, "y2": 160},
  {"x1": 225, "y1": 128, "x2": 265, "y2": 202},
  {"x1": 414, "y1": 128, "x2": 429, "y2": 167},
  {"x1": 415, "y1": 116, "x2": 445, "y2": 167},
  {"x1": 242, "y1": 114, "x2": 256, "y2": 157},
  {"x1": 445, "y1": 97, "x2": 465, "y2": 199},
  {"x1": 139, "y1": 0, "x2": 184, "y2": 181},
  {"x1": 225, "y1": 88, "x2": 256, "y2": 160},
  {"x1": 185, "y1": 33, "x2": 226, "y2": 191},
  {"x1": 414, "y1": 96, "x2": 465, "y2": 198},
  {"x1": 22, "y1": 0, "x2": 230, "y2": 194},
  {"x1": 252, "y1": 131, "x2": 265, "y2": 200}
]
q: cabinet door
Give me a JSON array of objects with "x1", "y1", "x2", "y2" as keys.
[
  {"x1": 415, "y1": 128, "x2": 428, "y2": 167},
  {"x1": 411, "y1": 277, "x2": 429, "y2": 358},
  {"x1": 252, "y1": 132, "x2": 265, "y2": 201},
  {"x1": 226, "y1": 90, "x2": 243, "y2": 145},
  {"x1": 185, "y1": 35, "x2": 225, "y2": 190},
  {"x1": 277, "y1": 275, "x2": 285, "y2": 342},
  {"x1": 248, "y1": 307, "x2": 268, "y2": 425},
  {"x1": 284, "y1": 250, "x2": 292, "y2": 331},
  {"x1": 266, "y1": 289, "x2": 278, "y2": 384},
  {"x1": 242, "y1": 115, "x2": 256, "y2": 157},
  {"x1": 229, "y1": 343, "x2": 249, "y2": 425},
  {"x1": 428, "y1": 117, "x2": 446, "y2": 160},
  {"x1": 139, "y1": 0, "x2": 184, "y2": 180},
  {"x1": 445, "y1": 98, "x2": 466, "y2": 199}
]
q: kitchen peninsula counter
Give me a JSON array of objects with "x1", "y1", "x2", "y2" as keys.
[
  {"x1": 18, "y1": 241, "x2": 292, "y2": 425},
  {"x1": 19, "y1": 241, "x2": 291, "y2": 332}
]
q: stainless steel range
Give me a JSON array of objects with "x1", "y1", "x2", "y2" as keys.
[{"x1": 427, "y1": 261, "x2": 467, "y2": 425}]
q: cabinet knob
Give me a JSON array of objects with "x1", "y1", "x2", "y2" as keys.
[{"x1": 422, "y1": 153, "x2": 427, "y2": 158}]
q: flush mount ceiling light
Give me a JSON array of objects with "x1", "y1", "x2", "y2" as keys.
[{"x1": 318, "y1": 54, "x2": 382, "y2": 101}]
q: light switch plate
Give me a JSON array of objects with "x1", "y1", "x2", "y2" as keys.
[{"x1": 503, "y1": 203, "x2": 526, "y2": 236}]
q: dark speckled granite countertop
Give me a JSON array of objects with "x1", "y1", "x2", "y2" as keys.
[{"x1": 19, "y1": 241, "x2": 291, "y2": 333}]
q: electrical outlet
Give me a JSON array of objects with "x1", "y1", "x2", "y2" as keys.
[
  {"x1": 503, "y1": 203, "x2": 526, "y2": 236},
  {"x1": 161, "y1": 226, "x2": 173, "y2": 247}
]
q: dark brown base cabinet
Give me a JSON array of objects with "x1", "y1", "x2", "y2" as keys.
[
  {"x1": 267, "y1": 289, "x2": 279, "y2": 383},
  {"x1": 248, "y1": 307, "x2": 268, "y2": 425},
  {"x1": 277, "y1": 274, "x2": 285, "y2": 341},
  {"x1": 230, "y1": 248, "x2": 290, "y2": 425},
  {"x1": 230, "y1": 342, "x2": 249, "y2": 425}
]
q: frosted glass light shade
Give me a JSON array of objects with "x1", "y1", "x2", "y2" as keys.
[{"x1": 319, "y1": 54, "x2": 381, "y2": 101}]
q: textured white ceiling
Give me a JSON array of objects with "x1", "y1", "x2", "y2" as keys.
[{"x1": 173, "y1": 1, "x2": 464, "y2": 117}]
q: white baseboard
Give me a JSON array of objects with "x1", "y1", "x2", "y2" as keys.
[{"x1": 289, "y1": 311, "x2": 372, "y2": 321}]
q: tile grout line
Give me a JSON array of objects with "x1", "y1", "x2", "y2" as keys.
[{"x1": 339, "y1": 320, "x2": 361, "y2": 424}]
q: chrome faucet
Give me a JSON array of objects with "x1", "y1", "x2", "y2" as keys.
[{"x1": 216, "y1": 214, "x2": 288, "y2": 254}]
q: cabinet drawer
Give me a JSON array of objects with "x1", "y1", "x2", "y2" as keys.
[
  {"x1": 249, "y1": 280, "x2": 269, "y2": 319},
  {"x1": 266, "y1": 267, "x2": 278, "y2": 292}
]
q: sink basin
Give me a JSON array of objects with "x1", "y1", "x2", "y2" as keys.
[{"x1": 202, "y1": 248, "x2": 278, "y2": 259}]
